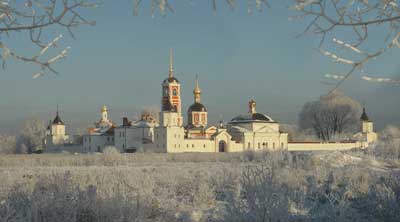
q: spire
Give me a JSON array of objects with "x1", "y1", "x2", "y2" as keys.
[
  {"x1": 360, "y1": 107, "x2": 370, "y2": 121},
  {"x1": 52, "y1": 104, "x2": 64, "y2": 125},
  {"x1": 194, "y1": 74, "x2": 201, "y2": 103},
  {"x1": 169, "y1": 48, "x2": 174, "y2": 78}
]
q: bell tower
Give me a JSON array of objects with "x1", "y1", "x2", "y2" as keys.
[{"x1": 160, "y1": 48, "x2": 183, "y2": 126}]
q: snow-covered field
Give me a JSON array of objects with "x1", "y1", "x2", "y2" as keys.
[{"x1": 0, "y1": 151, "x2": 399, "y2": 222}]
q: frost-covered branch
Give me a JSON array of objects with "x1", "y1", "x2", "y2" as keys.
[
  {"x1": 0, "y1": 0, "x2": 97, "y2": 77},
  {"x1": 320, "y1": 37, "x2": 386, "y2": 93}
]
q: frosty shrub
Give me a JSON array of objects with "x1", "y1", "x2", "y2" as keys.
[
  {"x1": 0, "y1": 134, "x2": 16, "y2": 154},
  {"x1": 101, "y1": 146, "x2": 121, "y2": 166},
  {"x1": 16, "y1": 120, "x2": 45, "y2": 154},
  {"x1": 224, "y1": 153, "x2": 291, "y2": 222},
  {"x1": 0, "y1": 172, "x2": 147, "y2": 222},
  {"x1": 374, "y1": 125, "x2": 400, "y2": 159}
]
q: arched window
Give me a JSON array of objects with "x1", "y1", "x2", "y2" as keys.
[
  {"x1": 173, "y1": 88, "x2": 177, "y2": 96},
  {"x1": 248, "y1": 142, "x2": 251, "y2": 149}
]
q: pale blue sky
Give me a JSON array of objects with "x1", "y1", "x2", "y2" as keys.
[{"x1": 1, "y1": 1, "x2": 399, "y2": 134}]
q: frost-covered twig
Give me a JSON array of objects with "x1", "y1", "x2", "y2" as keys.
[
  {"x1": 325, "y1": 74, "x2": 345, "y2": 80},
  {"x1": 1, "y1": 34, "x2": 71, "y2": 78},
  {"x1": 132, "y1": 0, "x2": 270, "y2": 16},
  {"x1": 362, "y1": 75, "x2": 400, "y2": 86}
]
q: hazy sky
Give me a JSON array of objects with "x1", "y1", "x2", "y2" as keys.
[{"x1": 1, "y1": 1, "x2": 399, "y2": 134}]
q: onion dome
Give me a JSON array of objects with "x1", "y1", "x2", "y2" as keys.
[
  {"x1": 360, "y1": 108, "x2": 370, "y2": 121},
  {"x1": 188, "y1": 74, "x2": 206, "y2": 112},
  {"x1": 188, "y1": 103, "x2": 207, "y2": 112}
]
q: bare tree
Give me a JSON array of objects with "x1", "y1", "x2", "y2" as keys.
[
  {"x1": 299, "y1": 90, "x2": 362, "y2": 141},
  {"x1": 0, "y1": 0, "x2": 97, "y2": 77},
  {"x1": 16, "y1": 119, "x2": 45, "y2": 153}
]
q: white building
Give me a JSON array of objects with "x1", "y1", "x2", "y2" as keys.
[
  {"x1": 82, "y1": 105, "x2": 115, "y2": 153},
  {"x1": 114, "y1": 114, "x2": 157, "y2": 152},
  {"x1": 227, "y1": 99, "x2": 289, "y2": 151}
]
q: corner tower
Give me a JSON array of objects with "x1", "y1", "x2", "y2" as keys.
[
  {"x1": 48, "y1": 105, "x2": 68, "y2": 145},
  {"x1": 359, "y1": 107, "x2": 377, "y2": 145},
  {"x1": 360, "y1": 108, "x2": 373, "y2": 133}
]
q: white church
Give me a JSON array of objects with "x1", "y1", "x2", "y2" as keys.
[{"x1": 44, "y1": 50, "x2": 378, "y2": 153}]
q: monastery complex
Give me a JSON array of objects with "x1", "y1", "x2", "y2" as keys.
[{"x1": 43, "y1": 50, "x2": 378, "y2": 153}]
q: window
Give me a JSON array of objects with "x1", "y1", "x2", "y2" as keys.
[
  {"x1": 258, "y1": 143, "x2": 261, "y2": 149},
  {"x1": 174, "y1": 144, "x2": 176, "y2": 148},
  {"x1": 192, "y1": 144, "x2": 194, "y2": 148},
  {"x1": 248, "y1": 142, "x2": 251, "y2": 149},
  {"x1": 203, "y1": 144, "x2": 206, "y2": 148},
  {"x1": 281, "y1": 143, "x2": 284, "y2": 148},
  {"x1": 186, "y1": 144, "x2": 189, "y2": 148},
  {"x1": 273, "y1": 143, "x2": 275, "y2": 149},
  {"x1": 266, "y1": 142, "x2": 268, "y2": 148},
  {"x1": 163, "y1": 87, "x2": 169, "y2": 96},
  {"x1": 173, "y1": 88, "x2": 177, "y2": 96}
]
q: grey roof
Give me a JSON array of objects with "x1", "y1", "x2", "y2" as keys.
[
  {"x1": 163, "y1": 77, "x2": 180, "y2": 84},
  {"x1": 230, "y1": 113, "x2": 274, "y2": 123},
  {"x1": 360, "y1": 108, "x2": 371, "y2": 121},
  {"x1": 52, "y1": 112, "x2": 64, "y2": 125}
]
